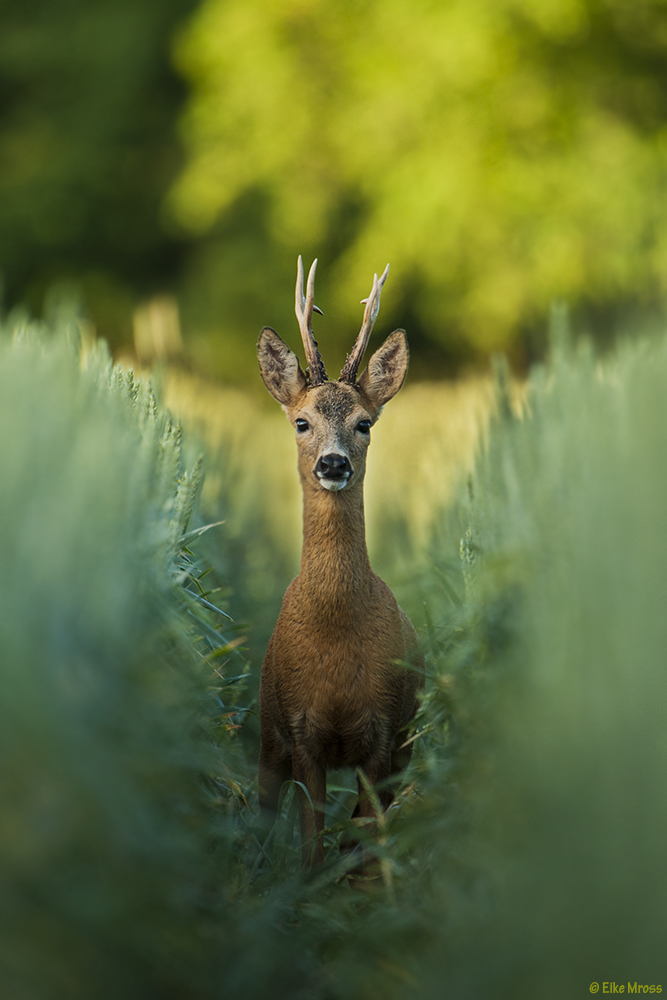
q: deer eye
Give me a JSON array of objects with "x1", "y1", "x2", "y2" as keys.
[
  {"x1": 356, "y1": 420, "x2": 371, "y2": 434},
  {"x1": 295, "y1": 419, "x2": 309, "y2": 433}
]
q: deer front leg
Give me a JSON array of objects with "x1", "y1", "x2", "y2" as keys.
[
  {"x1": 347, "y1": 735, "x2": 415, "y2": 880},
  {"x1": 291, "y1": 750, "x2": 326, "y2": 867},
  {"x1": 384, "y1": 736, "x2": 414, "y2": 807},
  {"x1": 258, "y1": 734, "x2": 292, "y2": 833},
  {"x1": 356, "y1": 754, "x2": 394, "y2": 817},
  {"x1": 347, "y1": 758, "x2": 393, "y2": 881}
]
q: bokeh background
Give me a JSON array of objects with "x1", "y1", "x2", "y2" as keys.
[{"x1": 4, "y1": 0, "x2": 667, "y2": 378}]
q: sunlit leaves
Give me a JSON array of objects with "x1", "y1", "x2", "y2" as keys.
[{"x1": 170, "y1": 0, "x2": 667, "y2": 356}]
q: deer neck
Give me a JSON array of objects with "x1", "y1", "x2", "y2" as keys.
[{"x1": 299, "y1": 482, "x2": 372, "y2": 609}]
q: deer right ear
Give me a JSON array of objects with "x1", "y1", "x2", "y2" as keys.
[
  {"x1": 258, "y1": 327, "x2": 308, "y2": 406},
  {"x1": 357, "y1": 329, "x2": 409, "y2": 409}
]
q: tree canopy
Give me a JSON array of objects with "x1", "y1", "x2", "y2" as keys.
[
  {"x1": 170, "y1": 0, "x2": 667, "y2": 369},
  {"x1": 0, "y1": 0, "x2": 195, "y2": 348}
]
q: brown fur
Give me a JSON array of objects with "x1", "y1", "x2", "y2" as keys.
[{"x1": 257, "y1": 324, "x2": 424, "y2": 868}]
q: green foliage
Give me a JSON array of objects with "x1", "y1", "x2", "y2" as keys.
[
  {"x1": 0, "y1": 0, "x2": 195, "y2": 346},
  {"x1": 410, "y1": 317, "x2": 667, "y2": 994},
  {"x1": 171, "y1": 0, "x2": 667, "y2": 370},
  {"x1": 7, "y1": 0, "x2": 667, "y2": 374},
  {"x1": 0, "y1": 310, "x2": 249, "y2": 998},
  {"x1": 3, "y1": 301, "x2": 666, "y2": 997}
]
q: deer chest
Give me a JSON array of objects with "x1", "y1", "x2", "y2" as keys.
[{"x1": 269, "y1": 634, "x2": 407, "y2": 766}]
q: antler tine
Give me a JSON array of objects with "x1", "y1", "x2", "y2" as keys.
[
  {"x1": 295, "y1": 255, "x2": 327, "y2": 385},
  {"x1": 339, "y1": 263, "x2": 390, "y2": 383}
]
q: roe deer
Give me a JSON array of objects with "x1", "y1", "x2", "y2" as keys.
[{"x1": 257, "y1": 257, "x2": 424, "y2": 869}]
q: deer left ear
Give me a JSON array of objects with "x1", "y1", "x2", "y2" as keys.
[
  {"x1": 258, "y1": 327, "x2": 308, "y2": 406},
  {"x1": 357, "y1": 330, "x2": 409, "y2": 408}
]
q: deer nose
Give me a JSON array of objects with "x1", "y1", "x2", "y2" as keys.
[{"x1": 315, "y1": 453, "x2": 351, "y2": 479}]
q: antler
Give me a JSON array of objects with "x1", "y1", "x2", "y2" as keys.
[
  {"x1": 339, "y1": 263, "x2": 390, "y2": 383},
  {"x1": 295, "y1": 256, "x2": 327, "y2": 386}
]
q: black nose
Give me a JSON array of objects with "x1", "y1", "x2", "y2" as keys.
[{"x1": 315, "y1": 453, "x2": 351, "y2": 479}]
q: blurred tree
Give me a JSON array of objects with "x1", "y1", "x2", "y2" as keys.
[
  {"x1": 169, "y1": 0, "x2": 667, "y2": 373},
  {"x1": 0, "y1": 0, "x2": 196, "y2": 349}
]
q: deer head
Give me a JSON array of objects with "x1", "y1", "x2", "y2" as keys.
[{"x1": 258, "y1": 257, "x2": 409, "y2": 494}]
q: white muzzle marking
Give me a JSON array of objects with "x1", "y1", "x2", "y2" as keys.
[{"x1": 318, "y1": 475, "x2": 350, "y2": 492}]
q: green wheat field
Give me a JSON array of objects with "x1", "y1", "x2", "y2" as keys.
[{"x1": 1, "y1": 306, "x2": 665, "y2": 999}]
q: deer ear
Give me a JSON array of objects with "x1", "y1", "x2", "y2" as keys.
[
  {"x1": 357, "y1": 330, "x2": 409, "y2": 408},
  {"x1": 258, "y1": 327, "x2": 308, "y2": 406}
]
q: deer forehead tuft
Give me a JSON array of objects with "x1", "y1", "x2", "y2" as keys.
[{"x1": 312, "y1": 383, "x2": 360, "y2": 421}]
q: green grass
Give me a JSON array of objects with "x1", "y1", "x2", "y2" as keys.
[
  {"x1": 2, "y1": 305, "x2": 666, "y2": 998},
  {"x1": 0, "y1": 308, "x2": 249, "y2": 998}
]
